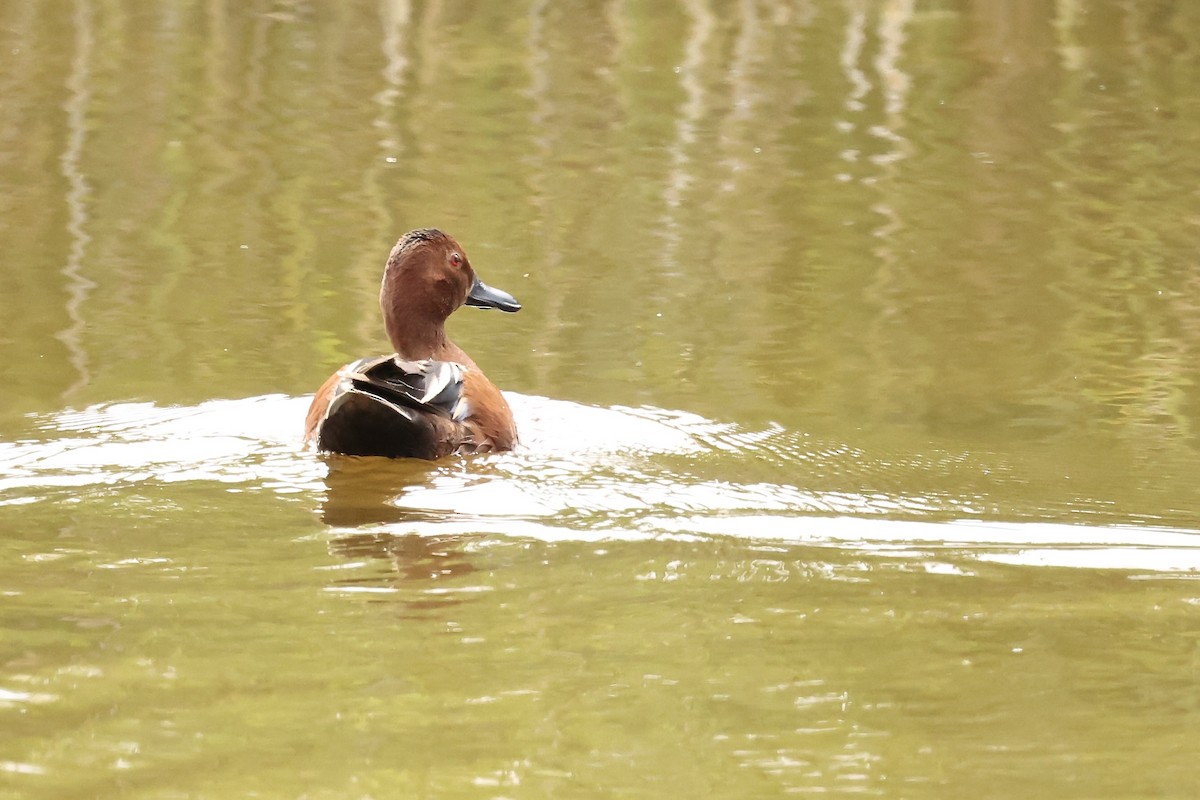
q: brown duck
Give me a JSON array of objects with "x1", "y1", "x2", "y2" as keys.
[{"x1": 305, "y1": 229, "x2": 520, "y2": 459}]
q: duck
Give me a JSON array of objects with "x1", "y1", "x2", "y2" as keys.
[{"x1": 304, "y1": 228, "x2": 521, "y2": 459}]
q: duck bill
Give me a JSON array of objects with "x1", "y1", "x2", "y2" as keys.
[{"x1": 466, "y1": 277, "x2": 521, "y2": 312}]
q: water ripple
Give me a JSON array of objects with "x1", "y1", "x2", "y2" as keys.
[{"x1": 2, "y1": 393, "x2": 1197, "y2": 572}]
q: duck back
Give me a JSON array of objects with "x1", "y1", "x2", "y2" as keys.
[{"x1": 307, "y1": 356, "x2": 475, "y2": 459}]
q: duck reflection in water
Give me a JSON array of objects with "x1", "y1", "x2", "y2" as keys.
[
  {"x1": 317, "y1": 455, "x2": 485, "y2": 608},
  {"x1": 327, "y1": 530, "x2": 479, "y2": 608},
  {"x1": 317, "y1": 454, "x2": 442, "y2": 527}
]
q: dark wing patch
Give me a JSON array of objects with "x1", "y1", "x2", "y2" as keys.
[
  {"x1": 314, "y1": 356, "x2": 474, "y2": 458},
  {"x1": 344, "y1": 356, "x2": 470, "y2": 421}
]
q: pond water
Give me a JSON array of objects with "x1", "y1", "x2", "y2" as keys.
[{"x1": 2, "y1": 1, "x2": 1200, "y2": 797}]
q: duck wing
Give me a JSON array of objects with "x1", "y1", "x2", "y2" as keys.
[
  {"x1": 314, "y1": 356, "x2": 474, "y2": 458},
  {"x1": 346, "y1": 356, "x2": 471, "y2": 421}
]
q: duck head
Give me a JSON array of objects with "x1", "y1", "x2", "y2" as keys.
[{"x1": 380, "y1": 228, "x2": 520, "y2": 359}]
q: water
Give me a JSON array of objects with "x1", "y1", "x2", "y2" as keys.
[{"x1": 3, "y1": 1, "x2": 1200, "y2": 797}]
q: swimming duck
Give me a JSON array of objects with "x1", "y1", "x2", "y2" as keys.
[{"x1": 304, "y1": 228, "x2": 521, "y2": 459}]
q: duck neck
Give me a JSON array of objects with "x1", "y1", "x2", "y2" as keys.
[
  {"x1": 385, "y1": 312, "x2": 448, "y2": 361},
  {"x1": 379, "y1": 253, "x2": 459, "y2": 361}
]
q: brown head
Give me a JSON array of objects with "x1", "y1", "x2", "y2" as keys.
[{"x1": 379, "y1": 228, "x2": 520, "y2": 359}]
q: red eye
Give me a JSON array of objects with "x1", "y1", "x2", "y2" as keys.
[{"x1": 450, "y1": 253, "x2": 463, "y2": 267}]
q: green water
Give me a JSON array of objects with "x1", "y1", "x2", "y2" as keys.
[{"x1": 3, "y1": 1, "x2": 1200, "y2": 797}]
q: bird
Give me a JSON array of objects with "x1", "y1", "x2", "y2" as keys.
[{"x1": 304, "y1": 228, "x2": 521, "y2": 459}]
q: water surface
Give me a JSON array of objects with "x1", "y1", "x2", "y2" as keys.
[{"x1": 2, "y1": 1, "x2": 1200, "y2": 797}]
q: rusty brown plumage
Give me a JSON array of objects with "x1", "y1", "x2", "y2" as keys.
[{"x1": 305, "y1": 229, "x2": 520, "y2": 459}]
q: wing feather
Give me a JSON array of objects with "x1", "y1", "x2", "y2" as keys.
[{"x1": 341, "y1": 356, "x2": 469, "y2": 421}]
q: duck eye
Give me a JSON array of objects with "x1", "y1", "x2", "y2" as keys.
[{"x1": 450, "y1": 252, "x2": 463, "y2": 267}]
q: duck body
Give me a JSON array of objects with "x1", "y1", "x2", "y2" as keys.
[{"x1": 305, "y1": 229, "x2": 520, "y2": 459}]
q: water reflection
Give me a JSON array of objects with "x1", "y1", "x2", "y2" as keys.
[
  {"x1": 659, "y1": 0, "x2": 714, "y2": 267},
  {"x1": 58, "y1": 0, "x2": 96, "y2": 400},
  {"x1": 323, "y1": 531, "x2": 481, "y2": 610},
  {"x1": 318, "y1": 454, "x2": 438, "y2": 527},
  {"x1": 317, "y1": 456, "x2": 496, "y2": 610}
]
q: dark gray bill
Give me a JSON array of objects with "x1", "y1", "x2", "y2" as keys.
[{"x1": 466, "y1": 277, "x2": 521, "y2": 312}]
